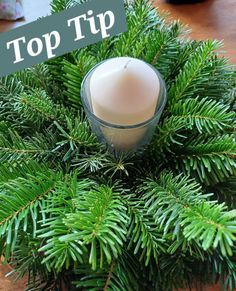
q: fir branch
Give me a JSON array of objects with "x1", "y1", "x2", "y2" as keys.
[
  {"x1": 141, "y1": 172, "x2": 236, "y2": 256},
  {"x1": 176, "y1": 135, "x2": 236, "y2": 185},
  {"x1": 7, "y1": 233, "x2": 50, "y2": 290},
  {"x1": 50, "y1": 0, "x2": 77, "y2": 14},
  {"x1": 72, "y1": 152, "x2": 110, "y2": 173},
  {"x1": 150, "y1": 116, "x2": 187, "y2": 159},
  {"x1": 14, "y1": 88, "x2": 71, "y2": 128},
  {"x1": 167, "y1": 20, "x2": 189, "y2": 38},
  {"x1": 74, "y1": 255, "x2": 139, "y2": 291},
  {"x1": 15, "y1": 64, "x2": 52, "y2": 93},
  {"x1": 181, "y1": 203, "x2": 236, "y2": 256},
  {"x1": 126, "y1": 196, "x2": 166, "y2": 266},
  {"x1": 72, "y1": 152, "x2": 135, "y2": 178},
  {"x1": 0, "y1": 172, "x2": 58, "y2": 227},
  {"x1": 206, "y1": 251, "x2": 236, "y2": 291},
  {"x1": 144, "y1": 29, "x2": 178, "y2": 78},
  {"x1": 88, "y1": 38, "x2": 114, "y2": 62},
  {"x1": 39, "y1": 217, "x2": 86, "y2": 272},
  {"x1": 62, "y1": 52, "x2": 97, "y2": 108},
  {"x1": 166, "y1": 40, "x2": 201, "y2": 84},
  {"x1": 228, "y1": 87, "x2": 236, "y2": 111},
  {"x1": 62, "y1": 185, "x2": 129, "y2": 270},
  {"x1": 113, "y1": 0, "x2": 164, "y2": 57},
  {"x1": 168, "y1": 40, "x2": 222, "y2": 105},
  {"x1": 103, "y1": 259, "x2": 116, "y2": 291},
  {"x1": 0, "y1": 168, "x2": 61, "y2": 256},
  {"x1": 0, "y1": 75, "x2": 24, "y2": 100},
  {"x1": 101, "y1": 155, "x2": 136, "y2": 178},
  {"x1": 211, "y1": 177, "x2": 236, "y2": 209},
  {"x1": 141, "y1": 172, "x2": 211, "y2": 235},
  {"x1": 152, "y1": 252, "x2": 205, "y2": 291},
  {"x1": 202, "y1": 55, "x2": 235, "y2": 102},
  {"x1": 170, "y1": 97, "x2": 235, "y2": 134},
  {"x1": 0, "y1": 161, "x2": 48, "y2": 185},
  {"x1": 0, "y1": 130, "x2": 53, "y2": 163},
  {"x1": 54, "y1": 116, "x2": 98, "y2": 161},
  {"x1": 15, "y1": 90, "x2": 57, "y2": 123},
  {"x1": 0, "y1": 76, "x2": 25, "y2": 127},
  {"x1": 37, "y1": 176, "x2": 95, "y2": 272}
]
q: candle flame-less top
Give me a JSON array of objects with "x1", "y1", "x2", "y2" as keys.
[{"x1": 90, "y1": 57, "x2": 160, "y2": 126}]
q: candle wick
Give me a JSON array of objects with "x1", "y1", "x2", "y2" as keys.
[{"x1": 124, "y1": 60, "x2": 132, "y2": 70}]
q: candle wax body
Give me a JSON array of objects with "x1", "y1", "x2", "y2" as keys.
[{"x1": 90, "y1": 57, "x2": 160, "y2": 151}]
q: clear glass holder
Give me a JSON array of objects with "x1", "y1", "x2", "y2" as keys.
[{"x1": 81, "y1": 60, "x2": 167, "y2": 157}]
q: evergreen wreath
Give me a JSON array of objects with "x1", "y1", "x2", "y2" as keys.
[{"x1": 0, "y1": 0, "x2": 236, "y2": 290}]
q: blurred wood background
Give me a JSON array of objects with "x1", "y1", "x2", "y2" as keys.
[
  {"x1": 155, "y1": 0, "x2": 236, "y2": 63},
  {"x1": 0, "y1": 0, "x2": 235, "y2": 290}
]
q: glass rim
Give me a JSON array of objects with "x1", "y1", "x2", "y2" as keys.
[{"x1": 81, "y1": 57, "x2": 167, "y2": 129}]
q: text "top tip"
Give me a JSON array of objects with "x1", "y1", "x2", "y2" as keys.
[{"x1": 7, "y1": 9, "x2": 115, "y2": 64}]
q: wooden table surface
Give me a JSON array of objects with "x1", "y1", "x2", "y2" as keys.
[
  {"x1": 155, "y1": 0, "x2": 236, "y2": 63},
  {"x1": 0, "y1": 0, "x2": 235, "y2": 290}
]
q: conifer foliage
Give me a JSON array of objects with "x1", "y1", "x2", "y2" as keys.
[{"x1": 0, "y1": 0, "x2": 236, "y2": 290}]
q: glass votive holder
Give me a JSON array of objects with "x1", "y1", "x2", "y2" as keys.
[{"x1": 81, "y1": 60, "x2": 167, "y2": 156}]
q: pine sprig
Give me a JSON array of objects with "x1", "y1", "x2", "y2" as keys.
[
  {"x1": 62, "y1": 52, "x2": 97, "y2": 108},
  {"x1": 50, "y1": 0, "x2": 77, "y2": 14},
  {"x1": 0, "y1": 75, "x2": 24, "y2": 100},
  {"x1": 126, "y1": 197, "x2": 166, "y2": 266},
  {"x1": 74, "y1": 255, "x2": 139, "y2": 291},
  {"x1": 144, "y1": 29, "x2": 178, "y2": 79},
  {"x1": 15, "y1": 64, "x2": 52, "y2": 92},
  {"x1": 54, "y1": 116, "x2": 98, "y2": 161},
  {"x1": 62, "y1": 185, "x2": 129, "y2": 270},
  {"x1": 170, "y1": 97, "x2": 235, "y2": 134},
  {"x1": 141, "y1": 172, "x2": 211, "y2": 235},
  {"x1": 150, "y1": 116, "x2": 187, "y2": 159},
  {"x1": 141, "y1": 172, "x2": 236, "y2": 256},
  {"x1": 0, "y1": 130, "x2": 54, "y2": 163},
  {"x1": 15, "y1": 90, "x2": 58, "y2": 123},
  {"x1": 176, "y1": 135, "x2": 236, "y2": 184},
  {"x1": 0, "y1": 161, "x2": 48, "y2": 184},
  {"x1": 36, "y1": 176, "x2": 95, "y2": 273},
  {"x1": 168, "y1": 40, "x2": 222, "y2": 105},
  {"x1": 181, "y1": 203, "x2": 236, "y2": 256},
  {"x1": 0, "y1": 168, "x2": 61, "y2": 258}
]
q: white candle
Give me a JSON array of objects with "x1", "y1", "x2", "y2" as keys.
[{"x1": 89, "y1": 57, "x2": 160, "y2": 151}]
